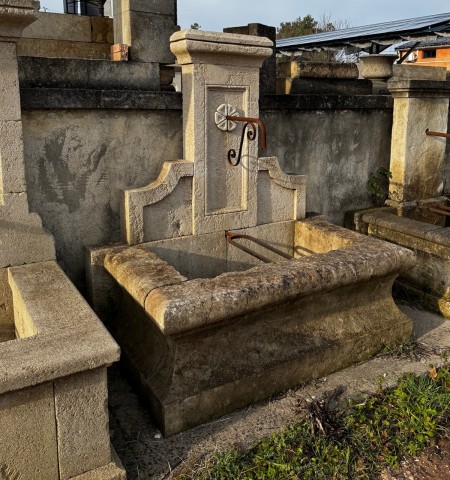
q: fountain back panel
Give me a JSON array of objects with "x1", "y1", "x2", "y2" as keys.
[{"x1": 87, "y1": 30, "x2": 415, "y2": 435}]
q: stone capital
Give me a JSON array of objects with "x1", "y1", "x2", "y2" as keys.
[
  {"x1": 388, "y1": 79, "x2": 450, "y2": 99},
  {"x1": 170, "y1": 29, "x2": 273, "y2": 67},
  {"x1": 0, "y1": 0, "x2": 39, "y2": 40}
]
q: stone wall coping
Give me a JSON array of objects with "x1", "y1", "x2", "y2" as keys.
[
  {"x1": 106, "y1": 218, "x2": 415, "y2": 336},
  {"x1": 171, "y1": 29, "x2": 273, "y2": 49},
  {"x1": 19, "y1": 89, "x2": 395, "y2": 111},
  {"x1": 388, "y1": 79, "x2": 450, "y2": 98},
  {"x1": 260, "y1": 94, "x2": 394, "y2": 110},
  {"x1": 20, "y1": 88, "x2": 183, "y2": 109},
  {"x1": 0, "y1": 261, "x2": 120, "y2": 395},
  {"x1": 170, "y1": 29, "x2": 273, "y2": 67}
]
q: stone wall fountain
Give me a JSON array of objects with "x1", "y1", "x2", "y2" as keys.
[
  {"x1": 354, "y1": 66, "x2": 450, "y2": 317},
  {"x1": 88, "y1": 30, "x2": 416, "y2": 436}
]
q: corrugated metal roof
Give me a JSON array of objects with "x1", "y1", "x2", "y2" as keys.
[
  {"x1": 396, "y1": 37, "x2": 450, "y2": 49},
  {"x1": 276, "y1": 12, "x2": 450, "y2": 51}
]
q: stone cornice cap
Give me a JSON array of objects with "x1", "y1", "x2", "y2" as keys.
[
  {"x1": 170, "y1": 29, "x2": 273, "y2": 67},
  {"x1": 0, "y1": 0, "x2": 39, "y2": 40},
  {"x1": 388, "y1": 79, "x2": 450, "y2": 98}
]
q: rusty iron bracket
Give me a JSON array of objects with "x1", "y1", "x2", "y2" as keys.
[
  {"x1": 426, "y1": 129, "x2": 450, "y2": 139},
  {"x1": 226, "y1": 231, "x2": 294, "y2": 263},
  {"x1": 226, "y1": 116, "x2": 267, "y2": 167}
]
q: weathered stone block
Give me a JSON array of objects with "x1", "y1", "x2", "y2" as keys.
[
  {"x1": 113, "y1": 0, "x2": 175, "y2": 15},
  {"x1": 55, "y1": 368, "x2": 112, "y2": 480},
  {"x1": 0, "y1": 218, "x2": 55, "y2": 268},
  {"x1": 0, "y1": 382, "x2": 59, "y2": 479},
  {"x1": 0, "y1": 120, "x2": 26, "y2": 193},
  {"x1": 17, "y1": 38, "x2": 112, "y2": 60},
  {"x1": 114, "y1": 10, "x2": 175, "y2": 63},
  {"x1": 392, "y1": 64, "x2": 447, "y2": 81},
  {"x1": 18, "y1": 56, "x2": 160, "y2": 91},
  {"x1": 22, "y1": 11, "x2": 91, "y2": 42},
  {"x1": 0, "y1": 42, "x2": 21, "y2": 121}
]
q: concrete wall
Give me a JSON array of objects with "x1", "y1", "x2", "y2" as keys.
[{"x1": 22, "y1": 91, "x2": 395, "y2": 290}]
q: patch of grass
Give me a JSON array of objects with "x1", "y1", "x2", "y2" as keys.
[
  {"x1": 178, "y1": 367, "x2": 450, "y2": 480},
  {"x1": 377, "y1": 341, "x2": 431, "y2": 360}
]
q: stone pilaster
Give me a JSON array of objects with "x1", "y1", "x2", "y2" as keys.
[
  {"x1": 170, "y1": 30, "x2": 273, "y2": 234},
  {"x1": 387, "y1": 69, "x2": 450, "y2": 205}
]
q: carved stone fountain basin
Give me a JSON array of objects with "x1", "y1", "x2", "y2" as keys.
[{"x1": 90, "y1": 216, "x2": 414, "y2": 436}]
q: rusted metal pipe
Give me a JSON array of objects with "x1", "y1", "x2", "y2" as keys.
[
  {"x1": 425, "y1": 129, "x2": 450, "y2": 139},
  {"x1": 226, "y1": 231, "x2": 294, "y2": 263},
  {"x1": 226, "y1": 116, "x2": 267, "y2": 167},
  {"x1": 418, "y1": 204, "x2": 450, "y2": 217}
]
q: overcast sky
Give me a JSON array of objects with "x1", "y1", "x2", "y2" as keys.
[{"x1": 40, "y1": 0, "x2": 449, "y2": 32}]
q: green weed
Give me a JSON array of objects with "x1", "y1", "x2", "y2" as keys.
[{"x1": 178, "y1": 367, "x2": 450, "y2": 480}]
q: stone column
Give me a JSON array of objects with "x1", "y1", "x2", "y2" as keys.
[
  {"x1": 113, "y1": 0, "x2": 176, "y2": 63},
  {"x1": 0, "y1": 0, "x2": 55, "y2": 339},
  {"x1": 388, "y1": 68, "x2": 450, "y2": 205},
  {"x1": 170, "y1": 30, "x2": 273, "y2": 234}
]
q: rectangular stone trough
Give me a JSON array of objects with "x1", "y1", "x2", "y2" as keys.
[
  {"x1": 0, "y1": 261, "x2": 125, "y2": 480},
  {"x1": 360, "y1": 207, "x2": 450, "y2": 318},
  {"x1": 90, "y1": 216, "x2": 415, "y2": 436}
]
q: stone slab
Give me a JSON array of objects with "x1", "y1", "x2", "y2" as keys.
[
  {"x1": 22, "y1": 11, "x2": 91, "y2": 42},
  {"x1": 0, "y1": 382, "x2": 59, "y2": 479},
  {"x1": 290, "y1": 78, "x2": 372, "y2": 95},
  {"x1": 278, "y1": 60, "x2": 359, "y2": 79},
  {"x1": 17, "y1": 37, "x2": 111, "y2": 60},
  {"x1": 392, "y1": 64, "x2": 447, "y2": 81},
  {"x1": 113, "y1": 0, "x2": 175, "y2": 15},
  {"x1": 19, "y1": 57, "x2": 160, "y2": 91},
  {"x1": 55, "y1": 368, "x2": 112, "y2": 480}
]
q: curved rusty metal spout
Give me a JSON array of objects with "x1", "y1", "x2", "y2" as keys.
[{"x1": 226, "y1": 116, "x2": 267, "y2": 167}]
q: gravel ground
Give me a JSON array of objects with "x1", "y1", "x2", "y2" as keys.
[{"x1": 108, "y1": 304, "x2": 450, "y2": 480}]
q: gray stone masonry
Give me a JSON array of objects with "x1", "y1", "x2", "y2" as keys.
[{"x1": 113, "y1": 0, "x2": 176, "y2": 63}]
